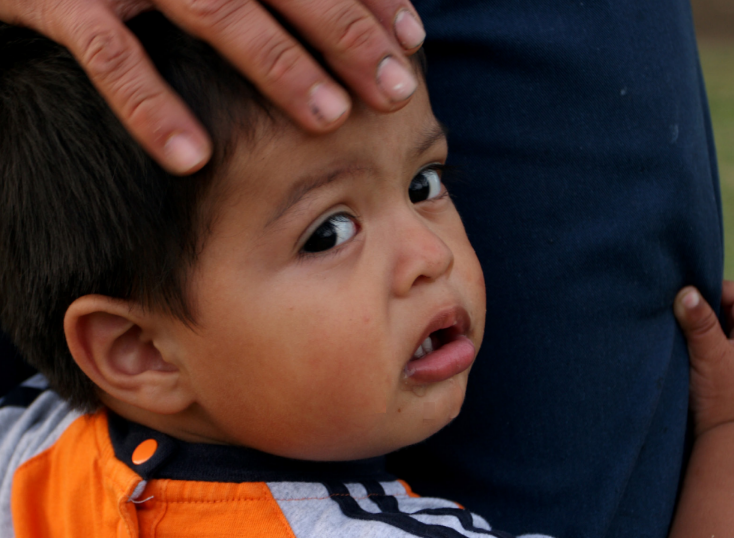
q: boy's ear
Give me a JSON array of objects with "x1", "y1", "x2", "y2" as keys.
[{"x1": 64, "y1": 295, "x2": 194, "y2": 415}]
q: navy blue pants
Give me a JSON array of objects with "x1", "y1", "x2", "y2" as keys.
[
  {"x1": 386, "y1": 1, "x2": 723, "y2": 537},
  {"x1": 0, "y1": 1, "x2": 722, "y2": 536}
]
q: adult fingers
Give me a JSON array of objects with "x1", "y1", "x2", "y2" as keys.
[
  {"x1": 2, "y1": 0, "x2": 424, "y2": 173},
  {"x1": 156, "y1": 0, "x2": 420, "y2": 133},
  {"x1": 359, "y1": 0, "x2": 425, "y2": 52},
  {"x1": 156, "y1": 0, "x2": 355, "y2": 132},
  {"x1": 675, "y1": 287, "x2": 734, "y2": 435},
  {"x1": 31, "y1": 0, "x2": 213, "y2": 175},
  {"x1": 675, "y1": 287, "x2": 729, "y2": 378},
  {"x1": 268, "y1": 0, "x2": 420, "y2": 112}
]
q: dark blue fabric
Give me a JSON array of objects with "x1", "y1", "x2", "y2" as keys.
[
  {"x1": 387, "y1": 1, "x2": 722, "y2": 538},
  {"x1": 0, "y1": 331, "x2": 35, "y2": 397}
]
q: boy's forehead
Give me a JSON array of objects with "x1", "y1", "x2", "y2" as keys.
[
  {"x1": 221, "y1": 82, "x2": 445, "y2": 218},
  {"x1": 267, "y1": 121, "x2": 447, "y2": 226}
]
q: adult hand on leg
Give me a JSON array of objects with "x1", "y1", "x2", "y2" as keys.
[
  {"x1": 669, "y1": 282, "x2": 734, "y2": 537},
  {"x1": 674, "y1": 282, "x2": 734, "y2": 436},
  {"x1": 0, "y1": 0, "x2": 423, "y2": 175}
]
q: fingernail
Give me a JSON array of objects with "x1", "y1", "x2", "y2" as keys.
[
  {"x1": 394, "y1": 10, "x2": 425, "y2": 49},
  {"x1": 164, "y1": 133, "x2": 210, "y2": 174},
  {"x1": 309, "y1": 83, "x2": 349, "y2": 125},
  {"x1": 683, "y1": 290, "x2": 700, "y2": 309},
  {"x1": 377, "y1": 56, "x2": 417, "y2": 102}
]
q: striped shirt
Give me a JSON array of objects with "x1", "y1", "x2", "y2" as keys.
[{"x1": 1, "y1": 376, "x2": 553, "y2": 538}]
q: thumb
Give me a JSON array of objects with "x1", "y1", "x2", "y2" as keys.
[
  {"x1": 674, "y1": 287, "x2": 727, "y2": 362},
  {"x1": 675, "y1": 286, "x2": 734, "y2": 435}
]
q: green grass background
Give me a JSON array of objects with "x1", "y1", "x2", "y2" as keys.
[{"x1": 699, "y1": 42, "x2": 734, "y2": 277}]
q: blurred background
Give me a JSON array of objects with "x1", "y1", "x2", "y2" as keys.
[{"x1": 691, "y1": 0, "x2": 734, "y2": 276}]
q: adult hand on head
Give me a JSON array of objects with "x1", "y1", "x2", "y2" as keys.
[{"x1": 0, "y1": 0, "x2": 424, "y2": 175}]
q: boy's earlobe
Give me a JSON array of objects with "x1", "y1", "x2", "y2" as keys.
[{"x1": 64, "y1": 295, "x2": 194, "y2": 415}]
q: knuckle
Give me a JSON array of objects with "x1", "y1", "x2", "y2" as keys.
[
  {"x1": 250, "y1": 34, "x2": 303, "y2": 86},
  {"x1": 113, "y1": 0, "x2": 155, "y2": 21},
  {"x1": 181, "y1": 0, "x2": 253, "y2": 31},
  {"x1": 71, "y1": 19, "x2": 173, "y2": 136},
  {"x1": 79, "y1": 26, "x2": 134, "y2": 83},
  {"x1": 79, "y1": 27, "x2": 163, "y2": 126},
  {"x1": 121, "y1": 84, "x2": 168, "y2": 128},
  {"x1": 327, "y1": 8, "x2": 383, "y2": 56},
  {"x1": 183, "y1": 0, "x2": 230, "y2": 19},
  {"x1": 691, "y1": 310, "x2": 721, "y2": 338}
]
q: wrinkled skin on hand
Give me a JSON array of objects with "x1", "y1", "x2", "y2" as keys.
[{"x1": 0, "y1": 0, "x2": 424, "y2": 174}]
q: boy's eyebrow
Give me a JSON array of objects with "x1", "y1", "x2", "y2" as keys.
[
  {"x1": 266, "y1": 121, "x2": 448, "y2": 228},
  {"x1": 411, "y1": 121, "x2": 448, "y2": 159},
  {"x1": 265, "y1": 167, "x2": 364, "y2": 228}
]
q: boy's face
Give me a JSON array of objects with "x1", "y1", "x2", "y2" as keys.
[{"x1": 172, "y1": 80, "x2": 486, "y2": 460}]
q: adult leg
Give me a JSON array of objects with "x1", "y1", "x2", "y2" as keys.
[{"x1": 388, "y1": 1, "x2": 722, "y2": 537}]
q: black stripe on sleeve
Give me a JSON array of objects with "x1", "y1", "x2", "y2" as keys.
[
  {"x1": 0, "y1": 385, "x2": 44, "y2": 409},
  {"x1": 325, "y1": 482, "x2": 516, "y2": 538},
  {"x1": 413, "y1": 508, "x2": 515, "y2": 538},
  {"x1": 361, "y1": 480, "x2": 512, "y2": 538},
  {"x1": 363, "y1": 479, "x2": 401, "y2": 512}
]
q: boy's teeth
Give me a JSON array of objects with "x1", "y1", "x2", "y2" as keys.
[
  {"x1": 412, "y1": 336, "x2": 434, "y2": 360},
  {"x1": 422, "y1": 336, "x2": 433, "y2": 355}
]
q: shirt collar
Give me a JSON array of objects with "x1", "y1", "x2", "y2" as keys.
[{"x1": 108, "y1": 411, "x2": 394, "y2": 483}]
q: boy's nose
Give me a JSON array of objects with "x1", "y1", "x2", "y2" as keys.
[{"x1": 391, "y1": 216, "x2": 454, "y2": 296}]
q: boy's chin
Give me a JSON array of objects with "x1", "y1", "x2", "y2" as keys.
[
  {"x1": 339, "y1": 388, "x2": 468, "y2": 460},
  {"x1": 272, "y1": 407, "x2": 467, "y2": 463}
]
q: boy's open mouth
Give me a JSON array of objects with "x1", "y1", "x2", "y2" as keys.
[
  {"x1": 410, "y1": 327, "x2": 456, "y2": 361},
  {"x1": 404, "y1": 307, "x2": 475, "y2": 384}
]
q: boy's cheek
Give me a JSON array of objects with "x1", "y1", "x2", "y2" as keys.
[{"x1": 454, "y1": 238, "x2": 487, "y2": 345}]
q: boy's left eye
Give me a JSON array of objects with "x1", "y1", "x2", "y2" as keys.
[
  {"x1": 302, "y1": 213, "x2": 357, "y2": 253},
  {"x1": 409, "y1": 167, "x2": 443, "y2": 204}
]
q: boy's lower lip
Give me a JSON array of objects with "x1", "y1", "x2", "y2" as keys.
[{"x1": 403, "y1": 335, "x2": 475, "y2": 384}]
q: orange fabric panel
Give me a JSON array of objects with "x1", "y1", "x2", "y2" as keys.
[
  {"x1": 11, "y1": 411, "x2": 141, "y2": 538},
  {"x1": 11, "y1": 410, "x2": 297, "y2": 538},
  {"x1": 137, "y1": 480, "x2": 297, "y2": 538}
]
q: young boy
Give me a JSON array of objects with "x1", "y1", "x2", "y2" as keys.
[
  {"x1": 0, "y1": 11, "x2": 730, "y2": 538},
  {"x1": 0, "y1": 12, "x2": 501, "y2": 537}
]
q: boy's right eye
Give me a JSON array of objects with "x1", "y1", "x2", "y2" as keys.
[
  {"x1": 302, "y1": 213, "x2": 357, "y2": 254},
  {"x1": 409, "y1": 165, "x2": 444, "y2": 204}
]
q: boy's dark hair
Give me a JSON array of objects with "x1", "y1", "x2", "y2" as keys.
[{"x1": 0, "y1": 12, "x2": 272, "y2": 410}]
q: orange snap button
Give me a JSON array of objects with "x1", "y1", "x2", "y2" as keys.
[{"x1": 132, "y1": 439, "x2": 158, "y2": 465}]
